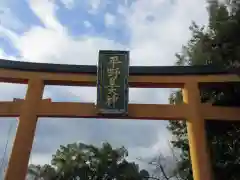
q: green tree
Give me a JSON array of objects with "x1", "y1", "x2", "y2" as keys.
[
  {"x1": 168, "y1": 0, "x2": 240, "y2": 180},
  {"x1": 28, "y1": 142, "x2": 149, "y2": 180},
  {"x1": 27, "y1": 164, "x2": 57, "y2": 180}
]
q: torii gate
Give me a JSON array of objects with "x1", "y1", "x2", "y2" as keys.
[{"x1": 0, "y1": 51, "x2": 239, "y2": 180}]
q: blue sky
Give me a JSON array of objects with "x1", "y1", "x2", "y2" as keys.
[{"x1": 0, "y1": 0, "x2": 209, "y2": 178}]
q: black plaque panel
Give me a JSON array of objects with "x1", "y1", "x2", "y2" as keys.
[{"x1": 97, "y1": 50, "x2": 129, "y2": 115}]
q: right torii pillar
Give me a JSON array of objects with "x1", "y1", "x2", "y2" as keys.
[{"x1": 183, "y1": 82, "x2": 213, "y2": 180}]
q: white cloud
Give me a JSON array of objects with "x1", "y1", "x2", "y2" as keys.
[
  {"x1": 121, "y1": 0, "x2": 208, "y2": 66},
  {"x1": 2, "y1": 0, "x2": 209, "y2": 66},
  {"x1": 28, "y1": 0, "x2": 64, "y2": 32},
  {"x1": 87, "y1": 0, "x2": 102, "y2": 14},
  {"x1": 16, "y1": 26, "x2": 125, "y2": 64},
  {"x1": 0, "y1": 26, "x2": 20, "y2": 48},
  {"x1": 0, "y1": 49, "x2": 16, "y2": 60},
  {"x1": 83, "y1": 20, "x2": 92, "y2": 28},
  {"x1": 128, "y1": 126, "x2": 173, "y2": 159},
  {"x1": 29, "y1": 153, "x2": 52, "y2": 165},
  {"x1": 0, "y1": 1, "x2": 124, "y2": 64},
  {"x1": 60, "y1": 0, "x2": 75, "y2": 9},
  {"x1": 104, "y1": 13, "x2": 116, "y2": 27},
  {"x1": 0, "y1": 7, "x2": 24, "y2": 31},
  {"x1": 28, "y1": 124, "x2": 173, "y2": 167},
  {"x1": 87, "y1": 0, "x2": 114, "y2": 14}
]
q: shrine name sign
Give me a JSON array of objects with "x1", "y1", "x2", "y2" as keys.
[{"x1": 97, "y1": 50, "x2": 129, "y2": 116}]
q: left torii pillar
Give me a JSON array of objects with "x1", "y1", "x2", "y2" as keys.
[{"x1": 4, "y1": 79, "x2": 44, "y2": 180}]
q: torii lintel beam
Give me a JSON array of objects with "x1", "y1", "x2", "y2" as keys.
[{"x1": 0, "y1": 59, "x2": 239, "y2": 88}]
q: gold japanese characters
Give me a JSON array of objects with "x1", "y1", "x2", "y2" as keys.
[
  {"x1": 97, "y1": 51, "x2": 129, "y2": 115},
  {"x1": 105, "y1": 56, "x2": 122, "y2": 107}
]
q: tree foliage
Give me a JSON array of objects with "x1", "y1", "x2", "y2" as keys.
[
  {"x1": 27, "y1": 142, "x2": 149, "y2": 180},
  {"x1": 168, "y1": 0, "x2": 240, "y2": 180}
]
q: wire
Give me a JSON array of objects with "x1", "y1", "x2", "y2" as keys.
[{"x1": 0, "y1": 118, "x2": 18, "y2": 177}]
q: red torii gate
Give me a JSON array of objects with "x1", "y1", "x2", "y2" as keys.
[{"x1": 0, "y1": 57, "x2": 239, "y2": 180}]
